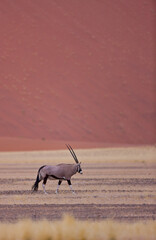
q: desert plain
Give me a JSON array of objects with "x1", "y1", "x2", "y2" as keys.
[{"x1": 0, "y1": 146, "x2": 155, "y2": 222}]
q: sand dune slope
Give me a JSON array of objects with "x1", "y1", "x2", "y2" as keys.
[{"x1": 0, "y1": 1, "x2": 155, "y2": 149}]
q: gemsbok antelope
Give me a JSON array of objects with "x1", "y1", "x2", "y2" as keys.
[{"x1": 32, "y1": 144, "x2": 83, "y2": 194}]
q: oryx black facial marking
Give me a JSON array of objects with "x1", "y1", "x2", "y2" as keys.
[
  {"x1": 77, "y1": 164, "x2": 82, "y2": 174},
  {"x1": 32, "y1": 144, "x2": 83, "y2": 194}
]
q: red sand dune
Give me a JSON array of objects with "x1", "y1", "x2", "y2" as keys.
[{"x1": 0, "y1": 1, "x2": 155, "y2": 151}]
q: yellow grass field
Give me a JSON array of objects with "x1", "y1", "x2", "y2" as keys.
[
  {"x1": 0, "y1": 146, "x2": 156, "y2": 239},
  {"x1": 0, "y1": 215, "x2": 156, "y2": 240}
]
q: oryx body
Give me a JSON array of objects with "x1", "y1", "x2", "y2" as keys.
[{"x1": 32, "y1": 145, "x2": 82, "y2": 194}]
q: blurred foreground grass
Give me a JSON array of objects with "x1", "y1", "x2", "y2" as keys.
[{"x1": 0, "y1": 215, "x2": 156, "y2": 240}]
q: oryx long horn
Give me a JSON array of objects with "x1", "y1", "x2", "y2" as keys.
[{"x1": 66, "y1": 144, "x2": 79, "y2": 163}]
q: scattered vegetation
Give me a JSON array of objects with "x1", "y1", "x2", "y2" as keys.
[{"x1": 0, "y1": 215, "x2": 156, "y2": 240}]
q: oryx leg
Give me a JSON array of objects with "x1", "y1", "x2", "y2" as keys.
[
  {"x1": 67, "y1": 180, "x2": 75, "y2": 194},
  {"x1": 55, "y1": 180, "x2": 62, "y2": 194},
  {"x1": 42, "y1": 175, "x2": 48, "y2": 194}
]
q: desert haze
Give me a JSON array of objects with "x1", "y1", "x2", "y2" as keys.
[{"x1": 0, "y1": 0, "x2": 155, "y2": 150}]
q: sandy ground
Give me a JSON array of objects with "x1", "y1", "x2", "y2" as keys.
[
  {"x1": 0, "y1": 147, "x2": 155, "y2": 222},
  {"x1": 0, "y1": 1, "x2": 155, "y2": 146}
]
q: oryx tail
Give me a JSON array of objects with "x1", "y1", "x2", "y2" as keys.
[{"x1": 32, "y1": 165, "x2": 46, "y2": 191}]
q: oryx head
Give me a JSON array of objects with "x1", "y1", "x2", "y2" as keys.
[{"x1": 66, "y1": 144, "x2": 83, "y2": 174}]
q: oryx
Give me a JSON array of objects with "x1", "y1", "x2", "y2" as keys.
[{"x1": 32, "y1": 144, "x2": 83, "y2": 194}]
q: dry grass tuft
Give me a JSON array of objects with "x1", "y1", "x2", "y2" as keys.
[{"x1": 0, "y1": 215, "x2": 156, "y2": 240}]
